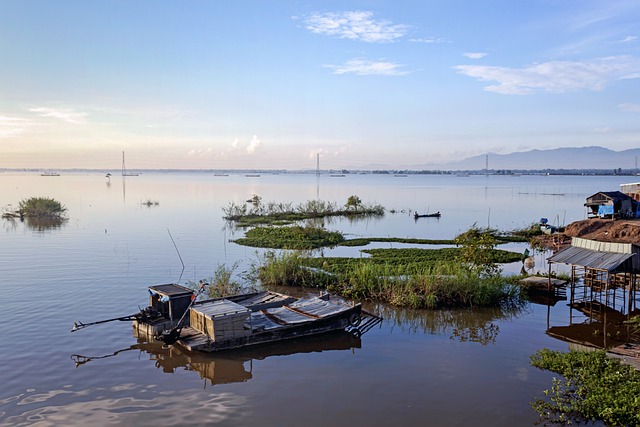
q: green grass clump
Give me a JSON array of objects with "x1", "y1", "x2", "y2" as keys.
[
  {"x1": 531, "y1": 349, "x2": 640, "y2": 426},
  {"x1": 253, "y1": 251, "x2": 522, "y2": 309},
  {"x1": 340, "y1": 237, "x2": 454, "y2": 247},
  {"x1": 18, "y1": 197, "x2": 67, "y2": 218},
  {"x1": 222, "y1": 196, "x2": 384, "y2": 227},
  {"x1": 233, "y1": 225, "x2": 345, "y2": 250}
]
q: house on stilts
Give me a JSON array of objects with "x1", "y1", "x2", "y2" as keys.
[
  {"x1": 544, "y1": 238, "x2": 640, "y2": 361},
  {"x1": 547, "y1": 237, "x2": 639, "y2": 316}
]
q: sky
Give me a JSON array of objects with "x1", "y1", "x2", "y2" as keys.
[{"x1": 1, "y1": 0, "x2": 639, "y2": 170}]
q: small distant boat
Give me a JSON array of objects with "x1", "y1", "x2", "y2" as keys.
[
  {"x1": 245, "y1": 174, "x2": 260, "y2": 177},
  {"x1": 330, "y1": 174, "x2": 346, "y2": 177},
  {"x1": 414, "y1": 211, "x2": 441, "y2": 218},
  {"x1": 41, "y1": 171, "x2": 60, "y2": 176},
  {"x1": 394, "y1": 174, "x2": 408, "y2": 177},
  {"x1": 539, "y1": 217, "x2": 558, "y2": 235}
]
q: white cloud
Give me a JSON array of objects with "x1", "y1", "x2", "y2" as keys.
[
  {"x1": 620, "y1": 35, "x2": 638, "y2": 43},
  {"x1": 0, "y1": 115, "x2": 31, "y2": 138},
  {"x1": 302, "y1": 11, "x2": 407, "y2": 43},
  {"x1": 620, "y1": 103, "x2": 640, "y2": 113},
  {"x1": 463, "y1": 52, "x2": 487, "y2": 59},
  {"x1": 231, "y1": 138, "x2": 239, "y2": 149},
  {"x1": 409, "y1": 37, "x2": 446, "y2": 44},
  {"x1": 308, "y1": 148, "x2": 329, "y2": 159},
  {"x1": 455, "y1": 56, "x2": 640, "y2": 95},
  {"x1": 29, "y1": 107, "x2": 87, "y2": 124},
  {"x1": 185, "y1": 148, "x2": 214, "y2": 159},
  {"x1": 324, "y1": 59, "x2": 409, "y2": 76},
  {"x1": 247, "y1": 135, "x2": 261, "y2": 154}
]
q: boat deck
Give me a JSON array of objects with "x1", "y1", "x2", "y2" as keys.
[{"x1": 178, "y1": 296, "x2": 361, "y2": 352}]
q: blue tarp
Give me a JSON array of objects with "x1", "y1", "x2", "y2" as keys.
[{"x1": 598, "y1": 205, "x2": 614, "y2": 215}]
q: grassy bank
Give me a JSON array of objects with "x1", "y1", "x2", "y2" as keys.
[{"x1": 252, "y1": 251, "x2": 522, "y2": 309}]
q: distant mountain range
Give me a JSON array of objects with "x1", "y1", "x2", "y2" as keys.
[{"x1": 413, "y1": 146, "x2": 640, "y2": 171}]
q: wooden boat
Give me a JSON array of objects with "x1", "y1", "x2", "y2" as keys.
[
  {"x1": 414, "y1": 211, "x2": 441, "y2": 218},
  {"x1": 132, "y1": 284, "x2": 370, "y2": 353}
]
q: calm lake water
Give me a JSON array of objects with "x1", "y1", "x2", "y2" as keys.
[{"x1": 0, "y1": 171, "x2": 628, "y2": 426}]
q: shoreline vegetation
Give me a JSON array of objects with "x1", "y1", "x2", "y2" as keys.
[
  {"x1": 222, "y1": 194, "x2": 385, "y2": 227},
  {"x1": 221, "y1": 196, "x2": 545, "y2": 310},
  {"x1": 531, "y1": 349, "x2": 640, "y2": 426},
  {"x1": 2, "y1": 196, "x2": 67, "y2": 220}
]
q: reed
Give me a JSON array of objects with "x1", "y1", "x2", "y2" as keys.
[
  {"x1": 254, "y1": 251, "x2": 522, "y2": 309},
  {"x1": 222, "y1": 196, "x2": 384, "y2": 227}
]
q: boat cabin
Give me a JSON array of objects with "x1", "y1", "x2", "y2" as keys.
[
  {"x1": 584, "y1": 191, "x2": 638, "y2": 219},
  {"x1": 148, "y1": 284, "x2": 194, "y2": 322}
]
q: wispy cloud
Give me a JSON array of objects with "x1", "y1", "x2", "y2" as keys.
[
  {"x1": 302, "y1": 11, "x2": 407, "y2": 43},
  {"x1": 0, "y1": 115, "x2": 31, "y2": 138},
  {"x1": 620, "y1": 35, "x2": 638, "y2": 43},
  {"x1": 455, "y1": 56, "x2": 640, "y2": 94},
  {"x1": 324, "y1": 59, "x2": 409, "y2": 76},
  {"x1": 463, "y1": 52, "x2": 487, "y2": 60},
  {"x1": 409, "y1": 37, "x2": 446, "y2": 44},
  {"x1": 29, "y1": 107, "x2": 87, "y2": 124},
  {"x1": 620, "y1": 103, "x2": 640, "y2": 113},
  {"x1": 592, "y1": 127, "x2": 611, "y2": 133},
  {"x1": 247, "y1": 135, "x2": 261, "y2": 154}
]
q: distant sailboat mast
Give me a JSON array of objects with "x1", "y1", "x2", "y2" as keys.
[{"x1": 122, "y1": 151, "x2": 139, "y2": 176}]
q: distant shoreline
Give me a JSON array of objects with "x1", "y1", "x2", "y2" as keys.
[{"x1": 1, "y1": 168, "x2": 639, "y2": 177}]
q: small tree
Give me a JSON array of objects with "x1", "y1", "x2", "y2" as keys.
[
  {"x1": 345, "y1": 195, "x2": 362, "y2": 212},
  {"x1": 454, "y1": 225, "x2": 501, "y2": 277}
]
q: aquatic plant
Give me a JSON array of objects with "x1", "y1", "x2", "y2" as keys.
[
  {"x1": 188, "y1": 262, "x2": 248, "y2": 299},
  {"x1": 531, "y1": 349, "x2": 640, "y2": 426},
  {"x1": 18, "y1": 197, "x2": 67, "y2": 218},
  {"x1": 233, "y1": 225, "x2": 345, "y2": 250},
  {"x1": 222, "y1": 197, "x2": 384, "y2": 227},
  {"x1": 251, "y1": 251, "x2": 336, "y2": 288},
  {"x1": 253, "y1": 250, "x2": 522, "y2": 309}
]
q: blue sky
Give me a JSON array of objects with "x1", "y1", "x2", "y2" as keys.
[{"x1": 1, "y1": 0, "x2": 639, "y2": 169}]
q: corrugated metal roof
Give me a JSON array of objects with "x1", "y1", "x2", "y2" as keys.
[{"x1": 548, "y1": 245, "x2": 634, "y2": 271}]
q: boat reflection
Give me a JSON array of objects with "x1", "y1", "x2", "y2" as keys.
[{"x1": 72, "y1": 330, "x2": 362, "y2": 386}]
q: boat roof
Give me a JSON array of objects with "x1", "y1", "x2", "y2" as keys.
[
  {"x1": 192, "y1": 299, "x2": 250, "y2": 318},
  {"x1": 148, "y1": 283, "x2": 193, "y2": 297}
]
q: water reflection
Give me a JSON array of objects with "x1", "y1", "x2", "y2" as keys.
[
  {"x1": 371, "y1": 301, "x2": 530, "y2": 345},
  {"x1": 72, "y1": 330, "x2": 361, "y2": 386},
  {"x1": 547, "y1": 300, "x2": 640, "y2": 350},
  {"x1": 2, "y1": 215, "x2": 66, "y2": 232}
]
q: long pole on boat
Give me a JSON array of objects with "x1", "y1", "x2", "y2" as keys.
[{"x1": 71, "y1": 313, "x2": 139, "y2": 332}]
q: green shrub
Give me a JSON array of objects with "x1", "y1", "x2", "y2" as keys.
[
  {"x1": 531, "y1": 349, "x2": 640, "y2": 426},
  {"x1": 18, "y1": 197, "x2": 67, "y2": 218}
]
